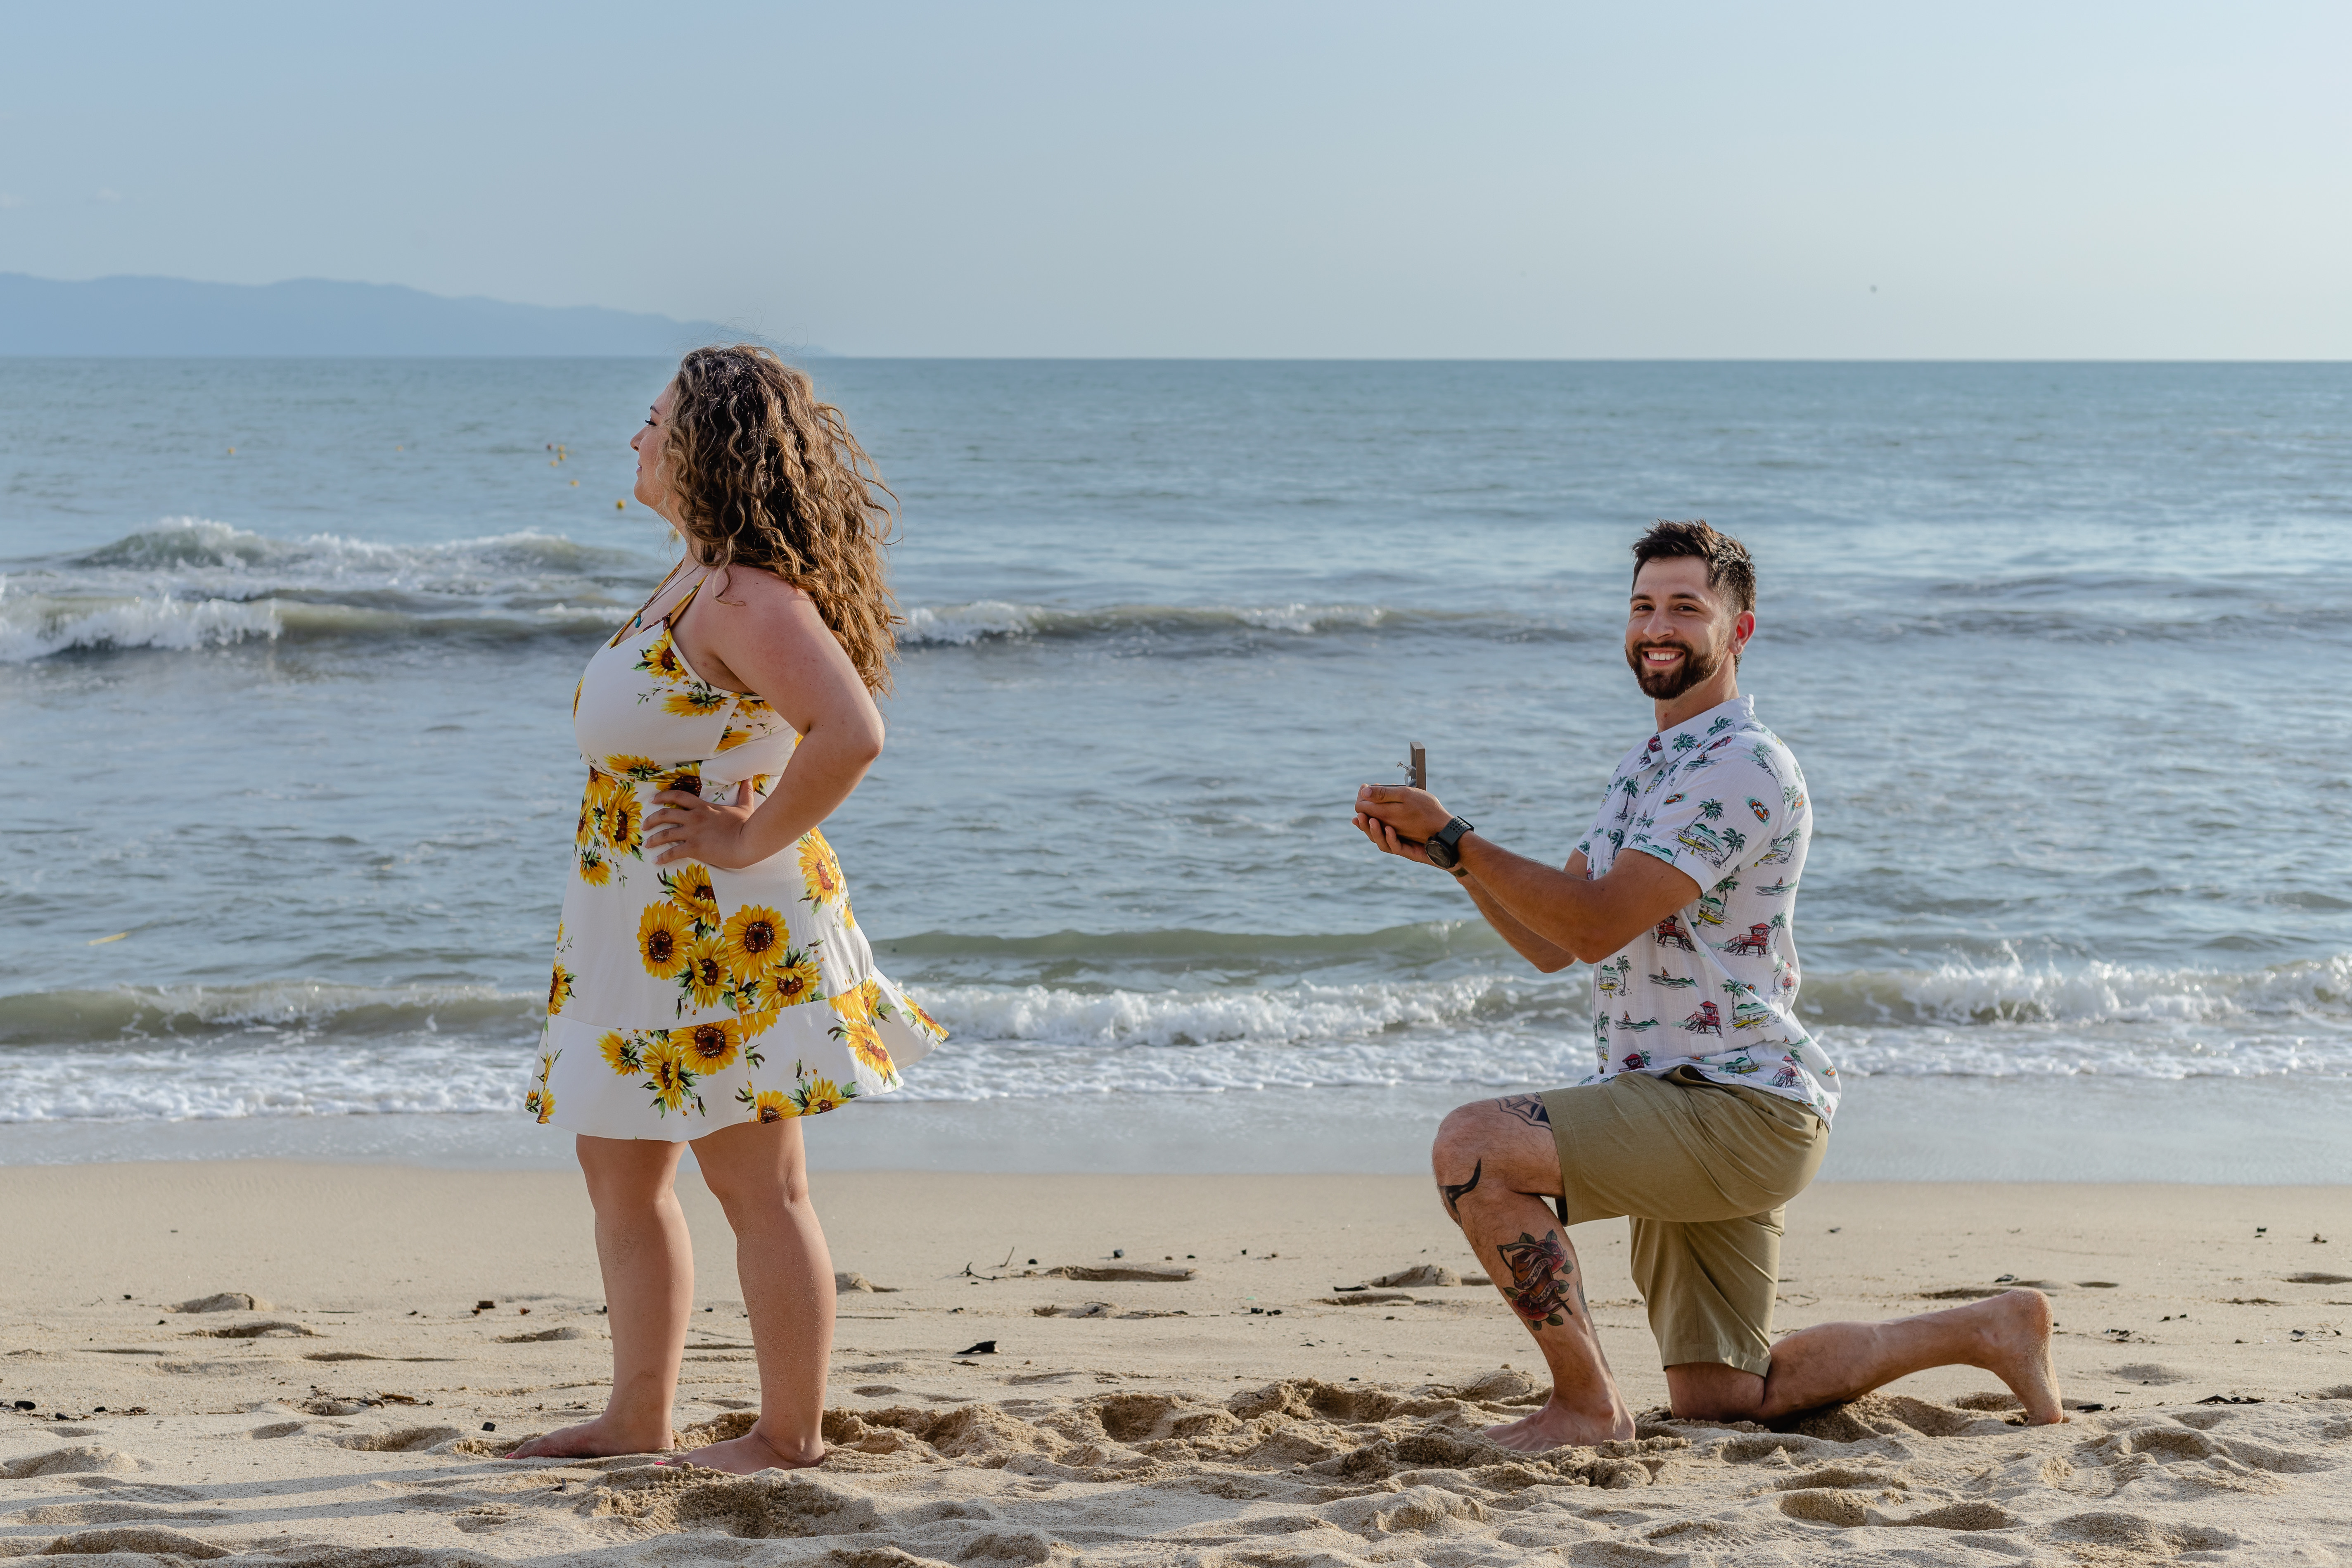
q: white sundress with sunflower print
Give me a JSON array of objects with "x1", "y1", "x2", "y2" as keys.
[{"x1": 529, "y1": 570, "x2": 945, "y2": 1138}]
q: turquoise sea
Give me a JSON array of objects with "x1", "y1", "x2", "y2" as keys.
[{"x1": 2, "y1": 360, "x2": 2347, "y2": 1178}]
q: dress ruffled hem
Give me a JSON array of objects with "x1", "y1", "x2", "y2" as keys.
[{"x1": 527, "y1": 973, "x2": 944, "y2": 1141}]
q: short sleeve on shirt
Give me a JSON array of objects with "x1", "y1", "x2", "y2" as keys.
[{"x1": 1623, "y1": 749, "x2": 1785, "y2": 886}]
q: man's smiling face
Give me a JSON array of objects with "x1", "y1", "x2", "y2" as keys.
[{"x1": 1625, "y1": 557, "x2": 1745, "y2": 700}]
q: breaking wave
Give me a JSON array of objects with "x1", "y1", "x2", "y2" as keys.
[
  {"x1": 17, "y1": 520, "x2": 2339, "y2": 663},
  {"x1": 2, "y1": 945, "x2": 2345, "y2": 1122}
]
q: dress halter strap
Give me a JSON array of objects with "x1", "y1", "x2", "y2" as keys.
[
  {"x1": 611, "y1": 563, "x2": 712, "y2": 647},
  {"x1": 667, "y1": 574, "x2": 708, "y2": 623}
]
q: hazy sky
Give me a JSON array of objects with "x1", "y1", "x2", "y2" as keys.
[{"x1": 4, "y1": 2, "x2": 2347, "y2": 357}]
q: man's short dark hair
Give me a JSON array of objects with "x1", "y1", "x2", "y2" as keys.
[{"x1": 1631, "y1": 520, "x2": 1756, "y2": 617}]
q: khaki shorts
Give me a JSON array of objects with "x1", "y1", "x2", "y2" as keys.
[{"x1": 1539, "y1": 1067, "x2": 1827, "y2": 1376}]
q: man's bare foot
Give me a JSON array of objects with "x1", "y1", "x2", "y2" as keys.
[
  {"x1": 504, "y1": 1414, "x2": 673, "y2": 1461},
  {"x1": 676, "y1": 1424, "x2": 822, "y2": 1475},
  {"x1": 1974, "y1": 1288, "x2": 2066, "y2": 1426},
  {"x1": 1481, "y1": 1397, "x2": 1636, "y2": 1453}
]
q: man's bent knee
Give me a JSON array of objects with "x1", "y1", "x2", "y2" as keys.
[
  {"x1": 1432, "y1": 1102, "x2": 1491, "y2": 1172},
  {"x1": 1663, "y1": 1362, "x2": 1766, "y2": 1423},
  {"x1": 1431, "y1": 1103, "x2": 1496, "y2": 1222}
]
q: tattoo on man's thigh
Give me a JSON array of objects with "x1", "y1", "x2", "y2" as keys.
[
  {"x1": 1495, "y1": 1229, "x2": 1575, "y2": 1330},
  {"x1": 1496, "y1": 1095, "x2": 1551, "y2": 1128},
  {"x1": 1439, "y1": 1158, "x2": 1483, "y2": 1219}
]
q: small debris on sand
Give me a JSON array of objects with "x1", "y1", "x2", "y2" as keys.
[{"x1": 165, "y1": 1293, "x2": 270, "y2": 1314}]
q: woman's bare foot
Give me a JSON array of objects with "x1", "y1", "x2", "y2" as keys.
[
  {"x1": 1974, "y1": 1288, "x2": 2066, "y2": 1426},
  {"x1": 1482, "y1": 1396, "x2": 1637, "y2": 1453},
  {"x1": 677, "y1": 1424, "x2": 823, "y2": 1475},
  {"x1": 505, "y1": 1414, "x2": 673, "y2": 1461}
]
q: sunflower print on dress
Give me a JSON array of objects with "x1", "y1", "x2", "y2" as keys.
[
  {"x1": 790, "y1": 1068, "x2": 855, "y2": 1116},
  {"x1": 765, "y1": 949, "x2": 825, "y2": 1009},
  {"x1": 638, "y1": 903, "x2": 692, "y2": 977},
  {"x1": 641, "y1": 1033, "x2": 703, "y2": 1116},
  {"x1": 526, "y1": 1048, "x2": 558, "y2": 1124},
  {"x1": 604, "y1": 753, "x2": 664, "y2": 783},
  {"x1": 737, "y1": 1084, "x2": 794, "y2": 1123},
  {"x1": 721, "y1": 904, "x2": 789, "y2": 982},
  {"x1": 602, "y1": 787, "x2": 644, "y2": 856},
  {"x1": 634, "y1": 626, "x2": 690, "y2": 685},
  {"x1": 660, "y1": 682, "x2": 729, "y2": 720},
  {"x1": 828, "y1": 980, "x2": 897, "y2": 1080},
  {"x1": 659, "y1": 863, "x2": 721, "y2": 929},
  {"x1": 676, "y1": 1016, "x2": 745, "y2": 1076},
  {"x1": 680, "y1": 934, "x2": 730, "y2": 1010},
  {"x1": 600, "y1": 1027, "x2": 709, "y2": 1118},
  {"x1": 798, "y1": 832, "x2": 846, "y2": 911},
  {"x1": 897, "y1": 994, "x2": 950, "y2": 1043},
  {"x1": 723, "y1": 942, "x2": 822, "y2": 1041},
  {"x1": 597, "y1": 1030, "x2": 642, "y2": 1075}
]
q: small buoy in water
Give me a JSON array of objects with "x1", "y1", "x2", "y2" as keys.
[
  {"x1": 616, "y1": 500, "x2": 626, "y2": 509},
  {"x1": 569, "y1": 480, "x2": 578, "y2": 486},
  {"x1": 226, "y1": 446, "x2": 235, "y2": 454}
]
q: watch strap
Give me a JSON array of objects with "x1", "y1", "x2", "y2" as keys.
[{"x1": 1427, "y1": 815, "x2": 1475, "y2": 869}]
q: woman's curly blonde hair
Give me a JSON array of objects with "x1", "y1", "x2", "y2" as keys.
[{"x1": 663, "y1": 345, "x2": 901, "y2": 692}]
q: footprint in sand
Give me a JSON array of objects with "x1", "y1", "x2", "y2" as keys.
[
  {"x1": 0, "y1": 1446, "x2": 145, "y2": 1480},
  {"x1": 10, "y1": 1502, "x2": 230, "y2": 1525},
  {"x1": 330, "y1": 1426, "x2": 469, "y2": 1452},
  {"x1": 181, "y1": 1319, "x2": 317, "y2": 1339},
  {"x1": 34, "y1": 1528, "x2": 227, "y2": 1561}
]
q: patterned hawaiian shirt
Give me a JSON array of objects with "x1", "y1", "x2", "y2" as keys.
[{"x1": 1570, "y1": 695, "x2": 1838, "y2": 1124}]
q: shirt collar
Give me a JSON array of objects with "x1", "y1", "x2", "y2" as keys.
[{"x1": 1640, "y1": 695, "x2": 1756, "y2": 766}]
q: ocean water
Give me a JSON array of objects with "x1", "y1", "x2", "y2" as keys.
[{"x1": 3, "y1": 359, "x2": 2348, "y2": 1177}]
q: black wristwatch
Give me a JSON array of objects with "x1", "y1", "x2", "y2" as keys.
[{"x1": 1424, "y1": 816, "x2": 1475, "y2": 871}]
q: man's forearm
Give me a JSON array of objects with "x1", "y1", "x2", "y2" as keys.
[
  {"x1": 1456, "y1": 835, "x2": 1617, "y2": 963},
  {"x1": 1452, "y1": 868, "x2": 1575, "y2": 973}
]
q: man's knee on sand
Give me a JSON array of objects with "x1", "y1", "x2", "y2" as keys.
[{"x1": 1665, "y1": 1361, "x2": 1769, "y2": 1422}]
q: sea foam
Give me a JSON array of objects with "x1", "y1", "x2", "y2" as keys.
[{"x1": 0, "y1": 592, "x2": 283, "y2": 661}]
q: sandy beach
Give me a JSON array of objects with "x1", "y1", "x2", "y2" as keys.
[{"x1": 0, "y1": 1162, "x2": 2346, "y2": 1565}]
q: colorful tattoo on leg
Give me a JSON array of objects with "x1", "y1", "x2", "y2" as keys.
[
  {"x1": 1496, "y1": 1095, "x2": 1551, "y2": 1128},
  {"x1": 1439, "y1": 1158, "x2": 1483, "y2": 1220},
  {"x1": 1496, "y1": 1230, "x2": 1575, "y2": 1329}
]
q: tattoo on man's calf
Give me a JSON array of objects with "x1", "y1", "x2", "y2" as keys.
[
  {"x1": 1439, "y1": 1158, "x2": 1483, "y2": 1219},
  {"x1": 1496, "y1": 1229, "x2": 1575, "y2": 1329}
]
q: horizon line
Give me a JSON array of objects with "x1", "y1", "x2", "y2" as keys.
[{"x1": 4, "y1": 353, "x2": 2350, "y2": 365}]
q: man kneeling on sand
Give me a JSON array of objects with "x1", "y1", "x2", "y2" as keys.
[{"x1": 1353, "y1": 521, "x2": 2062, "y2": 1449}]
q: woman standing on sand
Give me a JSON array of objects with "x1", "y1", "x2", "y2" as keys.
[{"x1": 510, "y1": 346, "x2": 945, "y2": 1472}]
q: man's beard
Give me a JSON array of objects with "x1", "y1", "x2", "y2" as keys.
[{"x1": 1626, "y1": 638, "x2": 1724, "y2": 700}]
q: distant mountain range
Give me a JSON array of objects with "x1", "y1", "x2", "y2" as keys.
[{"x1": 0, "y1": 273, "x2": 816, "y2": 356}]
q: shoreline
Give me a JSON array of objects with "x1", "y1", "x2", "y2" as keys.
[{"x1": 5, "y1": 1073, "x2": 2352, "y2": 1181}]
